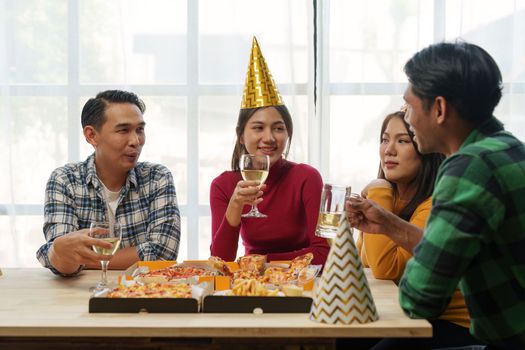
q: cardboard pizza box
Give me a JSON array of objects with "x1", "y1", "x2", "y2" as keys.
[
  {"x1": 202, "y1": 295, "x2": 313, "y2": 313},
  {"x1": 89, "y1": 297, "x2": 199, "y2": 313},
  {"x1": 89, "y1": 279, "x2": 213, "y2": 314}
]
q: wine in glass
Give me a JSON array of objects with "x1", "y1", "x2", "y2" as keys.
[
  {"x1": 89, "y1": 221, "x2": 122, "y2": 291},
  {"x1": 315, "y1": 184, "x2": 352, "y2": 239},
  {"x1": 240, "y1": 154, "x2": 270, "y2": 218}
]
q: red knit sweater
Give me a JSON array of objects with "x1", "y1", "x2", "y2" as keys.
[{"x1": 209, "y1": 159, "x2": 329, "y2": 266}]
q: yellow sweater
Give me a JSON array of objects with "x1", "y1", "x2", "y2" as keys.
[{"x1": 356, "y1": 186, "x2": 471, "y2": 329}]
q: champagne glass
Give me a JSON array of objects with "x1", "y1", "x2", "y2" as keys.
[
  {"x1": 315, "y1": 184, "x2": 352, "y2": 239},
  {"x1": 240, "y1": 154, "x2": 270, "y2": 218},
  {"x1": 89, "y1": 221, "x2": 122, "y2": 291}
]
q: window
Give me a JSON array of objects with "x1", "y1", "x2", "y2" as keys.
[
  {"x1": 1, "y1": 0, "x2": 523, "y2": 267},
  {"x1": 0, "y1": 0, "x2": 311, "y2": 265},
  {"x1": 322, "y1": 0, "x2": 525, "y2": 192}
]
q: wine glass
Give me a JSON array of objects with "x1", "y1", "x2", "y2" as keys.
[
  {"x1": 89, "y1": 221, "x2": 122, "y2": 291},
  {"x1": 315, "y1": 184, "x2": 352, "y2": 239},
  {"x1": 240, "y1": 154, "x2": 270, "y2": 218}
]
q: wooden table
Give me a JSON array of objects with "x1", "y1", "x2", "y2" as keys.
[{"x1": 0, "y1": 268, "x2": 431, "y2": 349}]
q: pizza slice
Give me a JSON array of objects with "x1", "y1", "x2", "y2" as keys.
[
  {"x1": 237, "y1": 254, "x2": 266, "y2": 274},
  {"x1": 289, "y1": 252, "x2": 314, "y2": 271},
  {"x1": 208, "y1": 256, "x2": 233, "y2": 276},
  {"x1": 262, "y1": 266, "x2": 293, "y2": 285}
]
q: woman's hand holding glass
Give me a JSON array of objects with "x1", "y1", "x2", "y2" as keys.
[{"x1": 231, "y1": 180, "x2": 266, "y2": 207}]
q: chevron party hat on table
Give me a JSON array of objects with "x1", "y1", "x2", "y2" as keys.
[
  {"x1": 240, "y1": 37, "x2": 284, "y2": 109},
  {"x1": 309, "y1": 215, "x2": 379, "y2": 324}
]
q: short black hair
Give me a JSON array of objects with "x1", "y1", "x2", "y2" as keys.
[
  {"x1": 404, "y1": 41, "x2": 503, "y2": 125},
  {"x1": 81, "y1": 90, "x2": 146, "y2": 130}
]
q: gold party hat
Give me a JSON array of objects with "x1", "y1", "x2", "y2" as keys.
[
  {"x1": 310, "y1": 215, "x2": 379, "y2": 324},
  {"x1": 241, "y1": 37, "x2": 284, "y2": 109}
]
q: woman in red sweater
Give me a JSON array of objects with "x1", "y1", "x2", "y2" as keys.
[{"x1": 209, "y1": 38, "x2": 329, "y2": 265}]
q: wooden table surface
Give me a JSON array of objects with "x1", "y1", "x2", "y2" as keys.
[{"x1": 0, "y1": 268, "x2": 431, "y2": 338}]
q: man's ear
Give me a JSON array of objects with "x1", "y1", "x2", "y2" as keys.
[
  {"x1": 83, "y1": 126, "x2": 98, "y2": 147},
  {"x1": 434, "y1": 96, "x2": 447, "y2": 125}
]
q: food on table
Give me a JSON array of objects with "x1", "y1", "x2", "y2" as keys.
[
  {"x1": 261, "y1": 267, "x2": 293, "y2": 285},
  {"x1": 290, "y1": 252, "x2": 314, "y2": 271},
  {"x1": 282, "y1": 284, "x2": 304, "y2": 297},
  {"x1": 297, "y1": 266, "x2": 318, "y2": 286},
  {"x1": 237, "y1": 254, "x2": 267, "y2": 274},
  {"x1": 106, "y1": 282, "x2": 192, "y2": 298},
  {"x1": 208, "y1": 256, "x2": 233, "y2": 276},
  {"x1": 228, "y1": 279, "x2": 279, "y2": 297},
  {"x1": 233, "y1": 269, "x2": 260, "y2": 281},
  {"x1": 233, "y1": 253, "x2": 317, "y2": 287},
  {"x1": 138, "y1": 265, "x2": 217, "y2": 283}
]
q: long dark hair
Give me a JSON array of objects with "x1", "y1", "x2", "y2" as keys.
[
  {"x1": 230, "y1": 105, "x2": 293, "y2": 171},
  {"x1": 378, "y1": 111, "x2": 444, "y2": 221}
]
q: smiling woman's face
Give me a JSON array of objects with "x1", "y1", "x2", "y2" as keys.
[{"x1": 241, "y1": 107, "x2": 289, "y2": 167}]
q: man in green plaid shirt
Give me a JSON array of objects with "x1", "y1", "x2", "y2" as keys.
[{"x1": 347, "y1": 42, "x2": 524, "y2": 349}]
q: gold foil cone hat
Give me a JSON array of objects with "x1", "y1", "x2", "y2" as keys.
[
  {"x1": 310, "y1": 215, "x2": 379, "y2": 324},
  {"x1": 241, "y1": 37, "x2": 284, "y2": 109}
]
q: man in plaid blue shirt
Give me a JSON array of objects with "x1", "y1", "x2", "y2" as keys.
[
  {"x1": 36, "y1": 90, "x2": 180, "y2": 276},
  {"x1": 347, "y1": 42, "x2": 525, "y2": 349}
]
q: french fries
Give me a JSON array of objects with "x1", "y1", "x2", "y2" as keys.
[{"x1": 228, "y1": 279, "x2": 279, "y2": 297}]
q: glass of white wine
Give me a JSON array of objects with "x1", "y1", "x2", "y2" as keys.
[
  {"x1": 315, "y1": 184, "x2": 352, "y2": 239},
  {"x1": 89, "y1": 221, "x2": 122, "y2": 291},
  {"x1": 240, "y1": 154, "x2": 270, "y2": 218}
]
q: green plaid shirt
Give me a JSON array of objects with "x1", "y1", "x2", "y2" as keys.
[
  {"x1": 399, "y1": 118, "x2": 525, "y2": 349},
  {"x1": 36, "y1": 153, "x2": 181, "y2": 276}
]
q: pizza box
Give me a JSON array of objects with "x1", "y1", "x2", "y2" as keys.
[
  {"x1": 202, "y1": 295, "x2": 313, "y2": 313},
  {"x1": 89, "y1": 280, "x2": 213, "y2": 313},
  {"x1": 89, "y1": 296, "x2": 199, "y2": 313}
]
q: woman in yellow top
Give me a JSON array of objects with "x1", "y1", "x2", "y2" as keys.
[{"x1": 353, "y1": 110, "x2": 484, "y2": 349}]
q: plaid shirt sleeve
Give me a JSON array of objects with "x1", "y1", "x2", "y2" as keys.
[
  {"x1": 399, "y1": 151, "x2": 504, "y2": 318},
  {"x1": 136, "y1": 167, "x2": 180, "y2": 261},
  {"x1": 36, "y1": 169, "x2": 84, "y2": 276}
]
